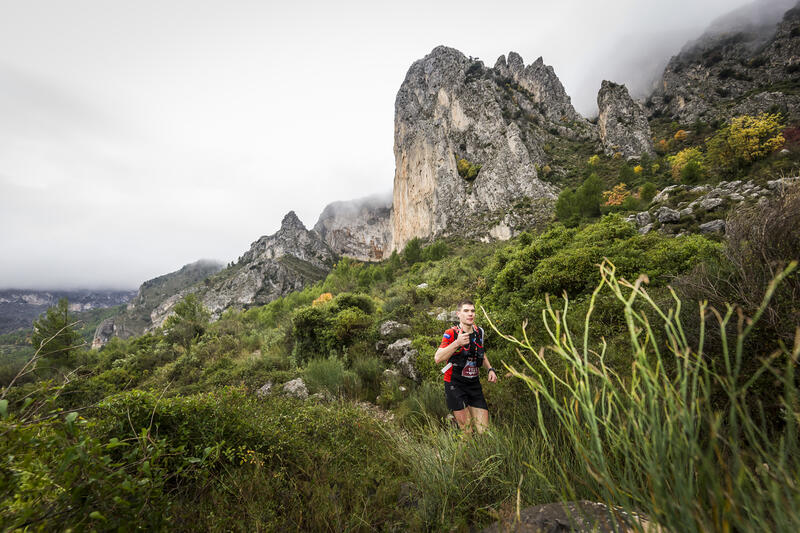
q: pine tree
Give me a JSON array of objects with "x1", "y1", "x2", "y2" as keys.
[{"x1": 31, "y1": 298, "x2": 82, "y2": 365}]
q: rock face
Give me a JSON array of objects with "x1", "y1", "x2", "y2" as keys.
[
  {"x1": 313, "y1": 194, "x2": 393, "y2": 261},
  {"x1": 190, "y1": 211, "x2": 336, "y2": 319},
  {"x1": 597, "y1": 80, "x2": 655, "y2": 158},
  {"x1": 93, "y1": 213, "x2": 337, "y2": 347},
  {"x1": 392, "y1": 46, "x2": 591, "y2": 251},
  {"x1": 647, "y1": 1, "x2": 800, "y2": 123}
]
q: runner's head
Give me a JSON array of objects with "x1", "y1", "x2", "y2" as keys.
[{"x1": 457, "y1": 299, "x2": 475, "y2": 326}]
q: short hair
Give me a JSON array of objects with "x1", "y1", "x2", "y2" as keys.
[{"x1": 457, "y1": 299, "x2": 475, "y2": 311}]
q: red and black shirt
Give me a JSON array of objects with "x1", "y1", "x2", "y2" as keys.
[{"x1": 439, "y1": 324, "x2": 484, "y2": 383}]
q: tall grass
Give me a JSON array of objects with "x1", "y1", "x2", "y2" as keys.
[
  {"x1": 484, "y1": 259, "x2": 800, "y2": 532},
  {"x1": 391, "y1": 419, "x2": 582, "y2": 530}
]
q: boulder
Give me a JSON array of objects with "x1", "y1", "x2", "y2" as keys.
[
  {"x1": 255, "y1": 381, "x2": 273, "y2": 398},
  {"x1": 384, "y1": 338, "x2": 419, "y2": 382},
  {"x1": 639, "y1": 223, "x2": 654, "y2": 235},
  {"x1": 699, "y1": 219, "x2": 726, "y2": 234},
  {"x1": 700, "y1": 197, "x2": 724, "y2": 211},
  {"x1": 652, "y1": 185, "x2": 681, "y2": 204},
  {"x1": 379, "y1": 320, "x2": 411, "y2": 338},
  {"x1": 282, "y1": 378, "x2": 308, "y2": 399},
  {"x1": 655, "y1": 207, "x2": 680, "y2": 224},
  {"x1": 635, "y1": 211, "x2": 652, "y2": 227},
  {"x1": 480, "y1": 500, "x2": 656, "y2": 533}
]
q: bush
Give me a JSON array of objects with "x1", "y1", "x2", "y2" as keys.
[
  {"x1": 677, "y1": 185, "x2": 800, "y2": 347},
  {"x1": 305, "y1": 356, "x2": 348, "y2": 395},
  {"x1": 706, "y1": 113, "x2": 785, "y2": 176},
  {"x1": 555, "y1": 174, "x2": 604, "y2": 225},
  {"x1": 668, "y1": 146, "x2": 706, "y2": 181}
]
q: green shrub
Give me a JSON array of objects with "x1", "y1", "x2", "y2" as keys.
[
  {"x1": 352, "y1": 356, "x2": 384, "y2": 401},
  {"x1": 305, "y1": 356, "x2": 347, "y2": 395}
]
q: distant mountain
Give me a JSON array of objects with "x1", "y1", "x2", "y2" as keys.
[
  {"x1": 93, "y1": 216, "x2": 336, "y2": 348},
  {"x1": 0, "y1": 289, "x2": 136, "y2": 335}
]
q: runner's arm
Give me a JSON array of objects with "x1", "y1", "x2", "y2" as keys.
[{"x1": 434, "y1": 342, "x2": 461, "y2": 364}]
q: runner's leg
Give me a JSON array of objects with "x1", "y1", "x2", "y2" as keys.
[
  {"x1": 452, "y1": 408, "x2": 473, "y2": 434},
  {"x1": 468, "y1": 406, "x2": 489, "y2": 433}
]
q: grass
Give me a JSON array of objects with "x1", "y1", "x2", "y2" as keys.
[{"x1": 485, "y1": 259, "x2": 800, "y2": 532}]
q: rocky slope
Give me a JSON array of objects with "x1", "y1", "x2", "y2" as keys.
[
  {"x1": 313, "y1": 194, "x2": 392, "y2": 261},
  {"x1": 91, "y1": 260, "x2": 223, "y2": 347},
  {"x1": 93, "y1": 212, "x2": 337, "y2": 348},
  {"x1": 647, "y1": 1, "x2": 800, "y2": 123}
]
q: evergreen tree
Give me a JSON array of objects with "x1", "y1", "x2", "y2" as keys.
[{"x1": 31, "y1": 298, "x2": 82, "y2": 365}]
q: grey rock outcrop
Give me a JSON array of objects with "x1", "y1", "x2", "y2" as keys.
[
  {"x1": 313, "y1": 194, "x2": 393, "y2": 261},
  {"x1": 392, "y1": 46, "x2": 596, "y2": 251},
  {"x1": 597, "y1": 80, "x2": 655, "y2": 158},
  {"x1": 186, "y1": 211, "x2": 336, "y2": 320},
  {"x1": 383, "y1": 338, "x2": 419, "y2": 381},
  {"x1": 647, "y1": 2, "x2": 800, "y2": 123},
  {"x1": 700, "y1": 219, "x2": 727, "y2": 234},
  {"x1": 632, "y1": 177, "x2": 797, "y2": 236},
  {"x1": 379, "y1": 320, "x2": 411, "y2": 338},
  {"x1": 655, "y1": 206, "x2": 681, "y2": 223},
  {"x1": 283, "y1": 378, "x2": 308, "y2": 399}
]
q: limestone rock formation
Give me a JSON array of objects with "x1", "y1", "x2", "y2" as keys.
[
  {"x1": 313, "y1": 194, "x2": 392, "y2": 261},
  {"x1": 597, "y1": 80, "x2": 655, "y2": 158},
  {"x1": 392, "y1": 46, "x2": 595, "y2": 251},
  {"x1": 647, "y1": 1, "x2": 800, "y2": 123},
  {"x1": 191, "y1": 211, "x2": 336, "y2": 319}
]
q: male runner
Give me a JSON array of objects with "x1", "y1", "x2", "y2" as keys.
[{"x1": 434, "y1": 299, "x2": 497, "y2": 433}]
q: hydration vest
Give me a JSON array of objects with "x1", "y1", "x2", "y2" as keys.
[{"x1": 449, "y1": 323, "x2": 485, "y2": 368}]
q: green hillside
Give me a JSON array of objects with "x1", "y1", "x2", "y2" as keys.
[{"x1": 2, "y1": 114, "x2": 800, "y2": 531}]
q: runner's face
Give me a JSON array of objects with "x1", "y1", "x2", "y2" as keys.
[{"x1": 458, "y1": 305, "x2": 475, "y2": 326}]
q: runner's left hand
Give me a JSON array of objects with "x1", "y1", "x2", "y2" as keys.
[{"x1": 488, "y1": 369, "x2": 497, "y2": 383}]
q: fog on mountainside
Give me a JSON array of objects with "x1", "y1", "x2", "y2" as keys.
[{"x1": 570, "y1": 0, "x2": 797, "y2": 116}]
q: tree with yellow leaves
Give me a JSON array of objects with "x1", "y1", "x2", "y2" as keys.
[
  {"x1": 706, "y1": 113, "x2": 785, "y2": 176},
  {"x1": 603, "y1": 183, "x2": 631, "y2": 206},
  {"x1": 668, "y1": 147, "x2": 706, "y2": 182}
]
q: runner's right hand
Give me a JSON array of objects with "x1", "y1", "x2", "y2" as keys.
[{"x1": 456, "y1": 331, "x2": 470, "y2": 347}]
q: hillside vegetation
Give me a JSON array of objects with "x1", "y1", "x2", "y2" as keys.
[{"x1": 2, "y1": 114, "x2": 800, "y2": 531}]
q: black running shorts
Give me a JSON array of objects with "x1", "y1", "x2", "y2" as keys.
[{"x1": 444, "y1": 378, "x2": 488, "y2": 411}]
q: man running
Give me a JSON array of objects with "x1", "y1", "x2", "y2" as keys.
[{"x1": 434, "y1": 299, "x2": 497, "y2": 433}]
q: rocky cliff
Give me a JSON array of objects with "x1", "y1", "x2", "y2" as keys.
[
  {"x1": 647, "y1": 1, "x2": 800, "y2": 123},
  {"x1": 0, "y1": 289, "x2": 136, "y2": 335},
  {"x1": 392, "y1": 46, "x2": 597, "y2": 251},
  {"x1": 313, "y1": 194, "x2": 392, "y2": 261},
  {"x1": 191, "y1": 211, "x2": 336, "y2": 321},
  {"x1": 597, "y1": 80, "x2": 655, "y2": 158}
]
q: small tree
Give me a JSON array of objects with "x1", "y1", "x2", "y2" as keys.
[
  {"x1": 706, "y1": 113, "x2": 785, "y2": 176},
  {"x1": 163, "y1": 294, "x2": 210, "y2": 350},
  {"x1": 31, "y1": 298, "x2": 82, "y2": 366},
  {"x1": 668, "y1": 147, "x2": 706, "y2": 181}
]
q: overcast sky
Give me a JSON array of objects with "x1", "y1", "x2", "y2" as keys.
[{"x1": 1, "y1": 0, "x2": 785, "y2": 289}]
